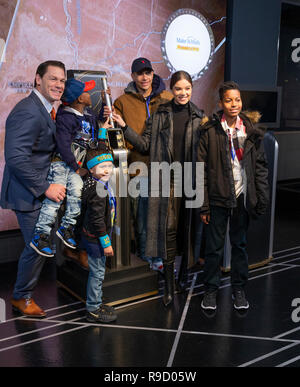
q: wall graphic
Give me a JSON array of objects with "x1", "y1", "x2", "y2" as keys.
[{"x1": 0, "y1": 0, "x2": 226, "y2": 231}]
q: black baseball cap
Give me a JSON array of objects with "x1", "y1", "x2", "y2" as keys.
[{"x1": 131, "y1": 57, "x2": 153, "y2": 73}]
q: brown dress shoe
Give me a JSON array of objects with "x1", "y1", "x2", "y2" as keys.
[{"x1": 11, "y1": 298, "x2": 46, "y2": 318}]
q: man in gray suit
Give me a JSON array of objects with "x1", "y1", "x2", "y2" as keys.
[{"x1": 0, "y1": 60, "x2": 66, "y2": 317}]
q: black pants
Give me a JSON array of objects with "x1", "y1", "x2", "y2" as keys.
[{"x1": 203, "y1": 194, "x2": 249, "y2": 291}]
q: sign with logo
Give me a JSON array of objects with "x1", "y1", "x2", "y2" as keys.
[{"x1": 161, "y1": 8, "x2": 215, "y2": 80}]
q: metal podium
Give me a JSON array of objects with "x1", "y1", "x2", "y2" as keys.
[
  {"x1": 222, "y1": 131, "x2": 279, "y2": 270},
  {"x1": 56, "y1": 70, "x2": 158, "y2": 305}
]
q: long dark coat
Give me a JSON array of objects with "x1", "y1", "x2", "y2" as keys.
[{"x1": 124, "y1": 99, "x2": 206, "y2": 263}]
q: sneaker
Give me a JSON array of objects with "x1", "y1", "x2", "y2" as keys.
[
  {"x1": 201, "y1": 290, "x2": 217, "y2": 310},
  {"x1": 56, "y1": 226, "x2": 77, "y2": 249},
  {"x1": 101, "y1": 304, "x2": 116, "y2": 313},
  {"x1": 86, "y1": 304, "x2": 117, "y2": 323},
  {"x1": 30, "y1": 234, "x2": 54, "y2": 257},
  {"x1": 232, "y1": 289, "x2": 249, "y2": 310}
]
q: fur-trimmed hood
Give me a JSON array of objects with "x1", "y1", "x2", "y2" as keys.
[
  {"x1": 202, "y1": 110, "x2": 267, "y2": 140},
  {"x1": 243, "y1": 110, "x2": 262, "y2": 124},
  {"x1": 200, "y1": 115, "x2": 209, "y2": 126},
  {"x1": 213, "y1": 109, "x2": 262, "y2": 123}
]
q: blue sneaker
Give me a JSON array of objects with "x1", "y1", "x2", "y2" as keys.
[
  {"x1": 30, "y1": 234, "x2": 54, "y2": 257},
  {"x1": 56, "y1": 226, "x2": 77, "y2": 249}
]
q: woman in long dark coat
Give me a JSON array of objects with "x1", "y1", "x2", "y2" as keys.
[{"x1": 112, "y1": 71, "x2": 206, "y2": 306}]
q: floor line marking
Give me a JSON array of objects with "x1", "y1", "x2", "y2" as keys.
[
  {"x1": 6, "y1": 316, "x2": 179, "y2": 334},
  {"x1": 42, "y1": 307, "x2": 86, "y2": 320},
  {"x1": 191, "y1": 263, "x2": 279, "y2": 291},
  {"x1": 271, "y1": 263, "x2": 299, "y2": 268},
  {"x1": 192, "y1": 261, "x2": 296, "y2": 291},
  {"x1": 17, "y1": 317, "x2": 300, "y2": 344},
  {"x1": 0, "y1": 313, "x2": 85, "y2": 344},
  {"x1": 273, "y1": 246, "x2": 300, "y2": 255},
  {"x1": 114, "y1": 294, "x2": 162, "y2": 309},
  {"x1": 167, "y1": 273, "x2": 197, "y2": 367},
  {"x1": 276, "y1": 353, "x2": 300, "y2": 367},
  {"x1": 3, "y1": 252, "x2": 298, "y2": 324},
  {"x1": 2, "y1": 254, "x2": 299, "y2": 345},
  {"x1": 0, "y1": 321, "x2": 67, "y2": 343},
  {"x1": 192, "y1": 264, "x2": 297, "y2": 296},
  {"x1": 180, "y1": 330, "x2": 300, "y2": 344},
  {"x1": 0, "y1": 325, "x2": 88, "y2": 353},
  {"x1": 273, "y1": 325, "x2": 300, "y2": 339},
  {"x1": 238, "y1": 342, "x2": 300, "y2": 367},
  {"x1": 3, "y1": 263, "x2": 296, "y2": 339},
  {"x1": 3, "y1": 301, "x2": 83, "y2": 323},
  {"x1": 44, "y1": 301, "x2": 82, "y2": 312},
  {"x1": 271, "y1": 253, "x2": 300, "y2": 262}
]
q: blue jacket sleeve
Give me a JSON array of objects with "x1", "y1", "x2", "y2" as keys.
[{"x1": 55, "y1": 115, "x2": 79, "y2": 172}]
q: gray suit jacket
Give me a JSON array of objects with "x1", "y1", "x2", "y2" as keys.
[{"x1": 0, "y1": 91, "x2": 56, "y2": 211}]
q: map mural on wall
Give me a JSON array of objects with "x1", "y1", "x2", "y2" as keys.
[{"x1": 0, "y1": 0, "x2": 226, "y2": 231}]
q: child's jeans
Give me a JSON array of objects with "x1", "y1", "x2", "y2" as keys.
[
  {"x1": 86, "y1": 254, "x2": 106, "y2": 312},
  {"x1": 34, "y1": 161, "x2": 83, "y2": 235},
  {"x1": 81, "y1": 236, "x2": 107, "y2": 312}
]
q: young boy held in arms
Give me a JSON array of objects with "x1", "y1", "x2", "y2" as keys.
[{"x1": 30, "y1": 78, "x2": 98, "y2": 257}]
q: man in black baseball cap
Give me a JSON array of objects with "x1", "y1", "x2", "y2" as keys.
[
  {"x1": 103, "y1": 56, "x2": 173, "y2": 273},
  {"x1": 131, "y1": 57, "x2": 153, "y2": 73},
  {"x1": 130, "y1": 57, "x2": 155, "y2": 97}
]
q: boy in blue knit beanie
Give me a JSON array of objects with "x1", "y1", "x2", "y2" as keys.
[{"x1": 79, "y1": 142, "x2": 117, "y2": 323}]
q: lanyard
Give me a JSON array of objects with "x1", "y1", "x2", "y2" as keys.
[
  {"x1": 146, "y1": 96, "x2": 151, "y2": 118},
  {"x1": 227, "y1": 129, "x2": 236, "y2": 161}
]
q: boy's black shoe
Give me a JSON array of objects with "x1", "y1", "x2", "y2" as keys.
[
  {"x1": 101, "y1": 304, "x2": 116, "y2": 313},
  {"x1": 232, "y1": 289, "x2": 249, "y2": 310},
  {"x1": 201, "y1": 290, "x2": 217, "y2": 310},
  {"x1": 56, "y1": 226, "x2": 77, "y2": 249},
  {"x1": 30, "y1": 233, "x2": 54, "y2": 257},
  {"x1": 86, "y1": 305, "x2": 117, "y2": 323}
]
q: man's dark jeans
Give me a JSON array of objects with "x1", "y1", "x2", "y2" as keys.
[{"x1": 203, "y1": 194, "x2": 249, "y2": 291}]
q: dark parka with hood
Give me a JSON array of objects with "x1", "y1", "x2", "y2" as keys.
[
  {"x1": 124, "y1": 99, "x2": 207, "y2": 263},
  {"x1": 197, "y1": 110, "x2": 269, "y2": 218}
]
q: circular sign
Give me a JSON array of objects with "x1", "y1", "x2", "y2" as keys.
[{"x1": 161, "y1": 9, "x2": 215, "y2": 80}]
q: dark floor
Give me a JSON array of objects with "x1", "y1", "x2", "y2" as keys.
[{"x1": 0, "y1": 188, "x2": 300, "y2": 368}]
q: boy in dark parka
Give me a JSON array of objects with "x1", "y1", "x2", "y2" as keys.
[{"x1": 198, "y1": 81, "x2": 269, "y2": 311}]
